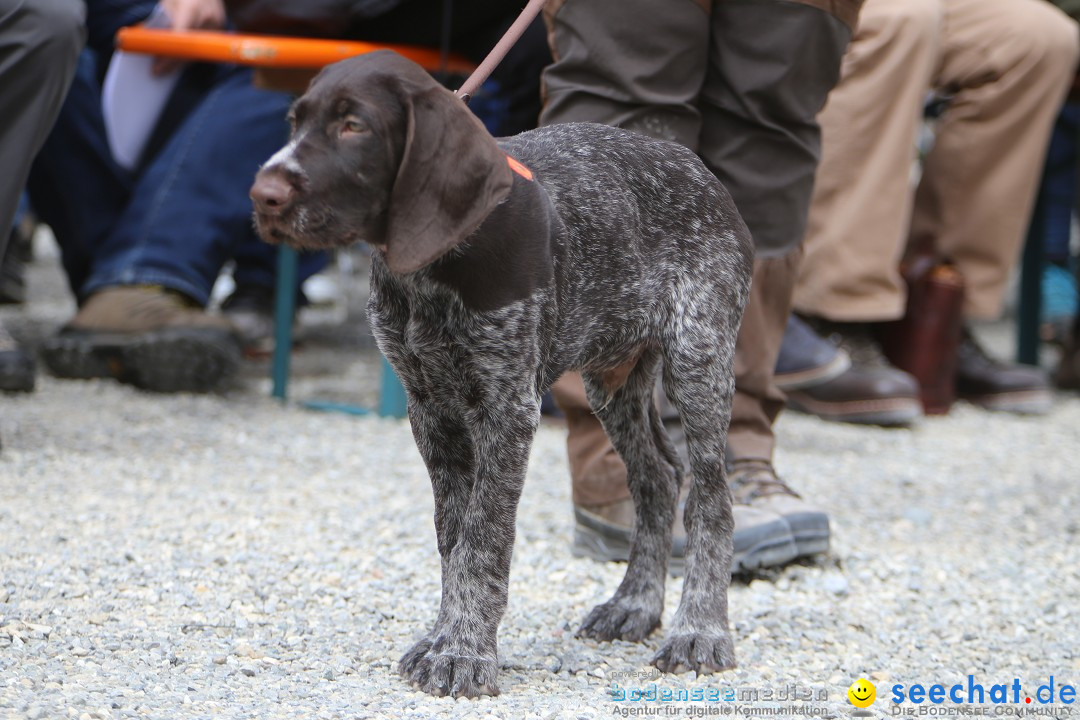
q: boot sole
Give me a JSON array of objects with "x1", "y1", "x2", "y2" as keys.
[
  {"x1": 959, "y1": 389, "x2": 1052, "y2": 415},
  {"x1": 786, "y1": 391, "x2": 922, "y2": 426},
  {"x1": 41, "y1": 327, "x2": 241, "y2": 393}
]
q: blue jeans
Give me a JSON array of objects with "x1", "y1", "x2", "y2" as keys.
[{"x1": 28, "y1": 48, "x2": 325, "y2": 306}]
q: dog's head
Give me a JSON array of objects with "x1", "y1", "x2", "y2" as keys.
[{"x1": 250, "y1": 50, "x2": 513, "y2": 274}]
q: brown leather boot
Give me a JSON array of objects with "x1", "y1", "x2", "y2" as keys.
[
  {"x1": 41, "y1": 286, "x2": 241, "y2": 393},
  {"x1": 783, "y1": 318, "x2": 923, "y2": 426}
]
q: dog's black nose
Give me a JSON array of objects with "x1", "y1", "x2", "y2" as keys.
[{"x1": 250, "y1": 172, "x2": 295, "y2": 215}]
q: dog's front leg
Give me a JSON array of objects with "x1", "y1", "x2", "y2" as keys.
[{"x1": 398, "y1": 389, "x2": 539, "y2": 698}]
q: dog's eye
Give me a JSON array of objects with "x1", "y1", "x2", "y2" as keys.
[{"x1": 341, "y1": 118, "x2": 367, "y2": 136}]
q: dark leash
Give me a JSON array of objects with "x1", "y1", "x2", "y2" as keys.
[{"x1": 453, "y1": 0, "x2": 548, "y2": 103}]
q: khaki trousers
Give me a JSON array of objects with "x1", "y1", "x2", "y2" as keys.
[{"x1": 794, "y1": 0, "x2": 1080, "y2": 321}]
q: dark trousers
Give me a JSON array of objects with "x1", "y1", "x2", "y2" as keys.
[
  {"x1": 541, "y1": 0, "x2": 859, "y2": 501},
  {"x1": 0, "y1": 0, "x2": 84, "y2": 248}
]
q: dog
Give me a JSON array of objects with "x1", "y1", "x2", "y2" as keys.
[{"x1": 250, "y1": 50, "x2": 753, "y2": 699}]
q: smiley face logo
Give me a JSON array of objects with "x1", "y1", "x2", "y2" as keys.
[{"x1": 848, "y1": 678, "x2": 876, "y2": 708}]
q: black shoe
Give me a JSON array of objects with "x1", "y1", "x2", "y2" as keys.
[
  {"x1": 0, "y1": 321, "x2": 35, "y2": 392},
  {"x1": 955, "y1": 328, "x2": 1051, "y2": 414},
  {"x1": 781, "y1": 318, "x2": 922, "y2": 426}
]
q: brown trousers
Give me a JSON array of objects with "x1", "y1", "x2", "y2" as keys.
[
  {"x1": 540, "y1": 0, "x2": 858, "y2": 506},
  {"x1": 794, "y1": 0, "x2": 1080, "y2": 322}
]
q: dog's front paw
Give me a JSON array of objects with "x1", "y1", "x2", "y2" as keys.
[
  {"x1": 577, "y1": 598, "x2": 661, "y2": 643},
  {"x1": 399, "y1": 637, "x2": 500, "y2": 698},
  {"x1": 652, "y1": 632, "x2": 736, "y2": 674}
]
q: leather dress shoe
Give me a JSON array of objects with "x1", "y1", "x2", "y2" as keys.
[
  {"x1": 955, "y1": 329, "x2": 1051, "y2": 414},
  {"x1": 778, "y1": 317, "x2": 922, "y2": 426}
]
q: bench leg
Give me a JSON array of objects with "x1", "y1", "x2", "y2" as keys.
[
  {"x1": 271, "y1": 245, "x2": 298, "y2": 400},
  {"x1": 378, "y1": 355, "x2": 408, "y2": 418},
  {"x1": 1017, "y1": 166, "x2": 1049, "y2": 366}
]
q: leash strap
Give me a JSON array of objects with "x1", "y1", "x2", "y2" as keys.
[{"x1": 455, "y1": 0, "x2": 548, "y2": 103}]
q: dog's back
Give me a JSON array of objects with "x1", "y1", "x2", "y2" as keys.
[{"x1": 497, "y1": 122, "x2": 753, "y2": 381}]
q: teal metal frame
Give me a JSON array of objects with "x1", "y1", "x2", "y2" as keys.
[
  {"x1": 1016, "y1": 163, "x2": 1049, "y2": 367},
  {"x1": 270, "y1": 245, "x2": 409, "y2": 417}
]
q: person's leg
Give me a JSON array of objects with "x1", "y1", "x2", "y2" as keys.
[
  {"x1": 774, "y1": 0, "x2": 940, "y2": 425},
  {"x1": 698, "y1": 0, "x2": 856, "y2": 455},
  {"x1": 701, "y1": 0, "x2": 867, "y2": 546},
  {"x1": 0, "y1": 0, "x2": 84, "y2": 394},
  {"x1": 543, "y1": 0, "x2": 799, "y2": 571},
  {"x1": 694, "y1": 0, "x2": 857, "y2": 555},
  {"x1": 912, "y1": 0, "x2": 1078, "y2": 412},
  {"x1": 33, "y1": 63, "x2": 294, "y2": 392},
  {"x1": 80, "y1": 64, "x2": 293, "y2": 305},
  {"x1": 794, "y1": 0, "x2": 943, "y2": 323},
  {"x1": 541, "y1": 0, "x2": 709, "y2": 145},
  {"x1": 725, "y1": 254, "x2": 800, "y2": 462},
  {"x1": 914, "y1": 0, "x2": 1079, "y2": 319},
  {"x1": 0, "y1": 0, "x2": 84, "y2": 236},
  {"x1": 27, "y1": 49, "x2": 134, "y2": 297}
]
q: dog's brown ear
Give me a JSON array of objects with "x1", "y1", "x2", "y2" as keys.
[{"x1": 384, "y1": 85, "x2": 513, "y2": 274}]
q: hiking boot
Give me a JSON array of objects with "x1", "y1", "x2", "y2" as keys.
[
  {"x1": 783, "y1": 319, "x2": 922, "y2": 426},
  {"x1": 41, "y1": 285, "x2": 241, "y2": 393},
  {"x1": 955, "y1": 328, "x2": 1051, "y2": 414},
  {"x1": 0, "y1": 320, "x2": 35, "y2": 392},
  {"x1": 728, "y1": 459, "x2": 828, "y2": 558},
  {"x1": 572, "y1": 489, "x2": 799, "y2": 575}
]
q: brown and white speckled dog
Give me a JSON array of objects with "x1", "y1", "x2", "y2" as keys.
[{"x1": 250, "y1": 51, "x2": 753, "y2": 699}]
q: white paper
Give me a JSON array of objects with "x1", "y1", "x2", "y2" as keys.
[{"x1": 102, "y1": 5, "x2": 183, "y2": 171}]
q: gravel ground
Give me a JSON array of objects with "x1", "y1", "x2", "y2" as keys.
[{"x1": 3, "y1": 251, "x2": 1080, "y2": 720}]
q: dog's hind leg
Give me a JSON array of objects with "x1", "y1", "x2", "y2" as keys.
[
  {"x1": 577, "y1": 348, "x2": 682, "y2": 643},
  {"x1": 398, "y1": 386, "x2": 539, "y2": 698},
  {"x1": 650, "y1": 307, "x2": 740, "y2": 674}
]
